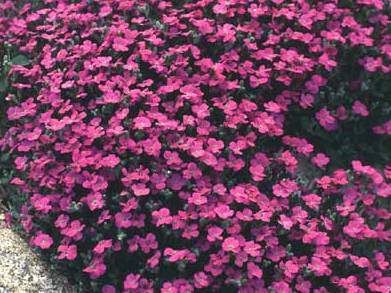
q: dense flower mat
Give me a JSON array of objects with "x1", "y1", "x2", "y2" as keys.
[{"x1": 0, "y1": 0, "x2": 390, "y2": 292}]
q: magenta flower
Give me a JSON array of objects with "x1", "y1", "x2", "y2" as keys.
[
  {"x1": 278, "y1": 214, "x2": 294, "y2": 230},
  {"x1": 57, "y1": 245, "x2": 77, "y2": 260},
  {"x1": 194, "y1": 272, "x2": 209, "y2": 289},
  {"x1": 152, "y1": 208, "x2": 172, "y2": 227},
  {"x1": 249, "y1": 163, "x2": 265, "y2": 182},
  {"x1": 61, "y1": 220, "x2": 85, "y2": 240},
  {"x1": 302, "y1": 194, "x2": 322, "y2": 210},
  {"x1": 101, "y1": 285, "x2": 116, "y2": 293},
  {"x1": 33, "y1": 233, "x2": 53, "y2": 249},
  {"x1": 243, "y1": 241, "x2": 261, "y2": 257},
  {"x1": 214, "y1": 205, "x2": 234, "y2": 219},
  {"x1": 114, "y1": 212, "x2": 133, "y2": 229},
  {"x1": 131, "y1": 183, "x2": 150, "y2": 197},
  {"x1": 247, "y1": 262, "x2": 263, "y2": 279},
  {"x1": 124, "y1": 273, "x2": 140, "y2": 290},
  {"x1": 316, "y1": 108, "x2": 338, "y2": 131},
  {"x1": 100, "y1": 154, "x2": 120, "y2": 168},
  {"x1": 311, "y1": 153, "x2": 330, "y2": 168},
  {"x1": 273, "y1": 179, "x2": 299, "y2": 198},
  {"x1": 85, "y1": 192, "x2": 104, "y2": 211},
  {"x1": 83, "y1": 258, "x2": 107, "y2": 280},
  {"x1": 93, "y1": 239, "x2": 112, "y2": 255},
  {"x1": 207, "y1": 226, "x2": 223, "y2": 242},
  {"x1": 133, "y1": 117, "x2": 152, "y2": 130},
  {"x1": 352, "y1": 101, "x2": 369, "y2": 117},
  {"x1": 222, "y1": 237, "x2": 240, "y2": 253},
  {"x1": 308, "y1": 257, "x2": 331, "y2": 276}
]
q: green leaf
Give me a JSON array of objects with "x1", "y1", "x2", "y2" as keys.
[
  {"x1": 0, "y1": 152, "x2": 10, "y2": 162},
  {"x1": 11, "y1": 54, "x2": 29, "y2": 66},
  {"x1": 0, "y1": 77, "x2": 8, "y2": 92}
]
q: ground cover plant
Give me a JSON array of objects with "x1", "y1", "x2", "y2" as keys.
[{"x1": 0, "y1": 0, "x2": 390, "y2": 292}]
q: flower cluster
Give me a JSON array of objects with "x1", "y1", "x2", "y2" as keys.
[{"x1": 0, "y1": 0, "x2": 390, "y2": 292}]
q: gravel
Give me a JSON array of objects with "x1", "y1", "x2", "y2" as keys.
[{"x1": 0, "y1": 213, "x2": 75, "y2": 293}]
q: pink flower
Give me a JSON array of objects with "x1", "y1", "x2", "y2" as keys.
[
  {"x1": 375, "y1": 252, "x2": 389, "y2": 270},
  {"x1": 55, "y1": 214, "x2": 69, "y2": 229},
  {"x1": 302, "y1": 194, "x2": 322, "y2": 210},
  {"x1": 243, "y1": 241, "x2": 261, "y2": 257},
  {"x1": 207, "y1": 226, "x2": 223, "y2": 242},
  {"x1": 249, "y1": 163, "x2": 265, "y2": 181},
  {"x1": 350, "y1": 255, "x2": 370, "y2": 268},
  {"x1": 213, "y1": 3, "x2": 228, "y2": 14},
  {"x1": 139, "y1": 233, "x2": 158, "y2": 253},
  {"x1": 93, "y1": 56, "x2": 112, "y2": 68},
  {"x1": 6, "y1": 98, "x2": 36, "y2": 121},
  {"x1": 131, "y1": 183, "x2": 150, "y2": 196},
  {"x1": 164, "y1": 151, "x2": 182, "y2": 165},
  {"x1": 27, "y1": 127, "x2": 42, "y2": 141},
  {"x1": 214, "y1": 205, "x2": 234, "y2": 219},
  {"x1": 114, "y1": 212, "x2": 132, "y2": 229},
  {"x1": 103, "y1": 90, "x2": 122, "y2": 104},
  {"x1": 222, "y1": 237, "x2": 240, "y2": 253},
  {"x1": 343, "y1": 215, "x2": 366, "y2": 238},
  {"x1": 167, "y1": 174, "x2": 186, "y2": 191},
  {"x1": 319, "y1": 53, "x2": 337, "y2": 71},
  {"x1": 152, "y1": 208, "x2": 172, "y2": 227},
  {"x1": 266, "y1": 246, "x2": 286, "y2": 262},
  {"x1": 147, "y1": 251, "x2": 161, "y2": 268},
  {"x1": 100, "y1": 154, "x2": 120, "y2": 168},
  {"x1": 188, "y1": 191, "x2": 208, "y2": 206},
  {"x1": 85, "y1": 192, "x2": 104, "y2": 211},
  {"x1": 31, "y1": 195, "x2": 52, "y2": 213},
  {"x1": 14, "y1": 156, "x2": 28, "y2": 171},
  {"x1": 296, "y1": 278, "x2": 312, "y2": 293},
  {"x1": 316, "y1": 108, "x2": 338, "y2": 131},
  {"x1": 99, "y1": 6, "x2": 112, "y2": 17},
  {"x1": 192, "y1": 103, "x2": 210, "y2": 119},
  {"x1": 273, "y1": 180, "x2": 299, "y2": 198},
  {"x1": 236, "y1": 208, "x2": 253, "y2": 222},
  {"x1": 33, "y1": 233, "x2": 53, "y2": 249},
  {"x1": 271, "y1": 281, "x2": 291, "y2": 293},
  {"x1": 207, "y1": 138, "x2": 224, "y2": 154},
  {"x1": 62, "y1": 220, "x2": 85, "y2": 240},
  {"x1": 93, "y1": 239, "x2": 112, "y2": 254},
  {"x1": 352, "y1": 101, "x2": 369, "y2": 117},
  {"x1": 311, "y1": 153, "x2": 330, "y2": 168},
  {"x1": 101, "y1": 285, "x2": 116, "y2": 293},
  {"x1": 200, "y1": 152, "x2": 218, "y2": 167},
  {"x1": 279, "y1": 214, "x2": 294, "y2": 230},
  {"x1": 192, "y1": 19, "x2": 214, "y2": 35},
  {"x1": 194, "y1": 272, "x2": 209, "y2": 289},
  {"x1": 124, "y1": 273, "x2": 140, "y2": 290},
  {"x1": 283, "y1": 260, "x2": 299, "y2": 278},
  {"x1": 216, "y1": 24, "x2": 236, "y2": 43},
  {"x1": 83, "y1": 258, "x2": 106, "y2": 279},
  {"x1": 336, "y1": 106, "x2": 348, "y2": 120},
  {"x1": 308, "y1": 257, "x2": 331, "y2": 276},
  {"x1": 112, "y1": 37, "x2": 132, "y2": 52},
  {"x1": 150, "y1": 173, "x2": 166, "y2": 190},
  {"x1": 57, "y1": 245, "x2": 77, "y2": 260},
  {"x1": 163, "y1": 248, "x2": 191, "y2": 263},
  {"x1": 303, "y1": 231, "x2": 329, "y2": 246},
  {"x1": 134, "y1": 117, "x2": 152, "y2": 129},
  {"x1": 247, "y1": 262, "x2": 263, "y2": 279}
]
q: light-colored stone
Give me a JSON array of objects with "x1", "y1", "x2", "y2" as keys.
[{"x1": 0, "y1": 214, "x2": 75, "y2": 293}]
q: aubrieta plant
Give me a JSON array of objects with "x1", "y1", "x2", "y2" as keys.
[{"x1": 0, "y1": 0, "x2": 390, "y2": 292}]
